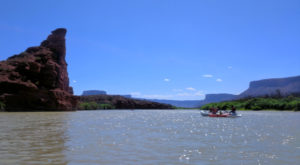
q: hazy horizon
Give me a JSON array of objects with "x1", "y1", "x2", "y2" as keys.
[{"x1": 1, "y1": 0, "x2": 299, "y2": 100}]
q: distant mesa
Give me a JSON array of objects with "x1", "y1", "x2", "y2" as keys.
[
  {"x1": 82, "y1": 90, "x2": 107, "y2": 96},
  {"x1": 238, "y1": 75, "x2": 300, "y2": 98},
  {"x1": 202, "y1": 94, "x2": 237, "y2": 103},
  {"x1": 0, "y1": 28, "x2": 77, "y2": 111},
  {"x1": 198, "y1": 76, "x2": 300, "y2": 106}
]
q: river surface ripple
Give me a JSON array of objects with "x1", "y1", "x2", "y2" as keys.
[{"x1": 0, "y1": 110, "x2": 299, "y2": 165}]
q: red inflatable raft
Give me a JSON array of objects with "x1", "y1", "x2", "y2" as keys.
[{"x1": 208, "y1": 114, "x2": 229, "y2": 117}]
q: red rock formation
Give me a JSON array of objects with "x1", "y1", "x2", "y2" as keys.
[{"x1": 0, "y1": 28, "x2": 77, "y2": 111}]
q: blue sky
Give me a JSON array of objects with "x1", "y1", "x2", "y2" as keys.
[{"x1": 0, "y1": 0, "x2": 299, "y2": 100}]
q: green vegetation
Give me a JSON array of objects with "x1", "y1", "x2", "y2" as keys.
[
  {"x1": 0, "y1": 101, "x2": 5, "y2": 111},
  {"x1": 78, "y1": 102, "x2": 115, "y2": 110},
  {"x1": 201, "y1": 96, "x2": 300, "y2": 111}
]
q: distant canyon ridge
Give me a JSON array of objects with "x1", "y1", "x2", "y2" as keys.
[
  {"x1": 159, "y1": 75, "x2": 300, "y2": 108},
  {"x1": 158, "y1": 75, "x2": 300, "y2": 108},
  {"x1": 83, "y1": 76, "x2": 299, "y2": 108},
  {"x1": 238, "y1": 76, "x2": 300, "y2": 98}
]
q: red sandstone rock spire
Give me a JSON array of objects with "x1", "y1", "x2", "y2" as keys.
[
  {"x1": 41, "y1": 28, "x2": 70, "y2": 93},
  {"x1": 0, "y1": 28, "x2": 77, "y2": 111}
]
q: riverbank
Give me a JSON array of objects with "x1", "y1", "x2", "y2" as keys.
[
  {"x1": 201, "y1": 96, "x2": 300, "y2": 111},
  {"x1": 78, "y1": 95, "x2": 174, "y2": 110}
]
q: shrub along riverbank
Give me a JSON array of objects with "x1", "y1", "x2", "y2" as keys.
[
  {"x1": 78, "y1": 102, "x2": 115, "y2": 110},
  {"x1": 201, "y1": 96, "x2": 300, "y2": 111}
]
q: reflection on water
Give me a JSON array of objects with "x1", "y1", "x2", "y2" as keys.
[{"x1": 0, "y1": 110, "x2": 299, "y2": 165}]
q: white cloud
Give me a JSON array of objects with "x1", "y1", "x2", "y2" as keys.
[
  {"x1": 216, "y1": 78, "x2": 223, "y2": 82},
  {"x1": 195, "y1": 91, "x2": 204, "y2": 96},
  {"x1": 186, "y1": 87, "x2": 196, "y2": 91},
  {"x1": 172, "y1": 89, "x2": 183, "y2": 92},
  {"x1": 164, "y1": 78, "x2": 170, "y2": 82},
  {"x1": 177, "y1": 92, "x2": 190, "y2": 96},
  {"x1": 227, "y1": 66, "x2": 233, "y2": 69},
  {"x1": 72, "y1": 80, "x2": 77, "y2": 83},
  {"x1": 131, "y1": 93, "x2": 174, "y2": 99},
  {"x1": 177, "y1": 90, "x2": 204, "y2": 97},
  {"x1": 202, "y1": 74, "x2": 213, "y2": 78},
  {"x1": 130, "y1": 92, "x2": 141, "y2": 96},
  {"x1": 130, "y1": 89, "x2": 205, "y2": 100},
  {"x1": 142, "y1": 94, "x2": 174, "y2": 99}
]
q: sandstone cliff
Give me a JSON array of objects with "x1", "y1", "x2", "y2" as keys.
[
  {"x1": 238, "y1": 75, "x2": 300, "y2": 98},
  {"x1": 202, "y1": 93, "x2": 237, "y2": 103},
  {"x1": 0, "y1": 28, "x2": 77, "y2": 111}
]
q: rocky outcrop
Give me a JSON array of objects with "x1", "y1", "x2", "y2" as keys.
[
  {"x1": 238, "y1": 75, "x2": 300, "y2": 98},
  {"x1": 79, "y1": 95, "x2": 174, "y2": 109},
  {"x1": 82, "y1": 90, "x2": 107, "y2": 96},
  {"x1": 0, "y1": 28, "x2": 77, "y2": 111}
]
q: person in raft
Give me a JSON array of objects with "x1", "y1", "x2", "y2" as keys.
[
  {"x1": 230, "y1": 106, "x2": 236, "y2": 114},
  {"x1": 210, "y1": 107, "x2": 217, "y2": 114},
  {"x1": 217, "y1": 106, "x2": 221, "y2": 114},
  {"x1": 209, "y1": 107, "x2": 213, "y2": 113}
]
